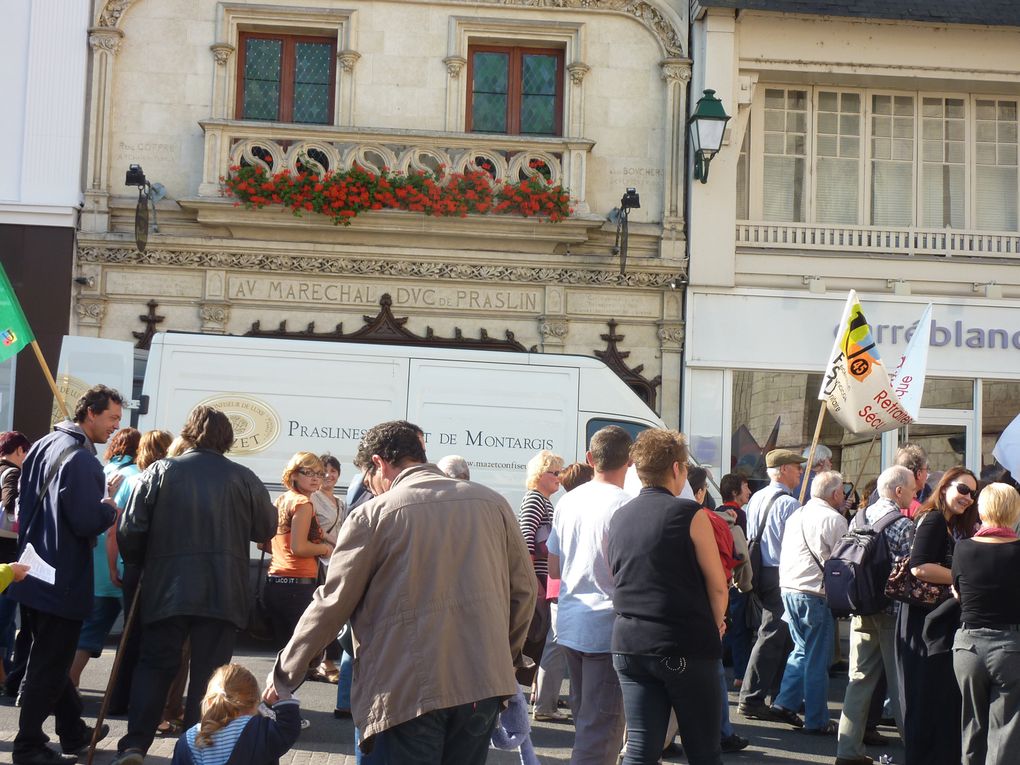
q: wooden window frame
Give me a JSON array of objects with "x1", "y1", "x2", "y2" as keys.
[
  {"x1": 465, "y1": 44, "x2": 565, "y2": 136},
  {"x1": 235, "y1": 31, "x2": 337, "y2": 124}
]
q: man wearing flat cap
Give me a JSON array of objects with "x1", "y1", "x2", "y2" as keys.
[{"x1": 737, "y1": 448, "x2": 806, "y2": 723}]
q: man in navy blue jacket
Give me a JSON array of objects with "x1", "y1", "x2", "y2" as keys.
[{"x1": 9, "y1": 385, "x2": 122, "y2": 765}]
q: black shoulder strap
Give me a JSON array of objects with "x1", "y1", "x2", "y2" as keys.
[
  {"x1": 752, "y1": 488, "x2": 788, "y2": 543},
  {"x1": 21, "y1": 443, "x2": 85, "y2": 539},
  {"x1": 800, "y1": 512, "x2": 825, "y2": 573}
]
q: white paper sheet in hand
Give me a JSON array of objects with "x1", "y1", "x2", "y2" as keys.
[{"x1": 19, "y1": 542, "x2": 55, "y2": 585}]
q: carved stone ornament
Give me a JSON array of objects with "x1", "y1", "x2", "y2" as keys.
[
  {"x1": 660, "y1": 58, "x2": 691, "y2": 84},
  {"x1": 657, "y1": 321, "x2": 685, "y2": 350},
  {"x1": 539, "y1": 319, "x2": 569, "y2": 339},
  {"x1": 132, "y1": 299, "x2": 165, "y2": 350},
  {"x1": 210, "y1": 43, "x2": 235, "y2": 66},
  {"x1": 594, "y1": 319, "x2": 661, "y2": 409},
  {"x1": 75, "y1": 300, "x2": 107, "y2": 324},
  {"x1": 567, "y1": 62, "x2": 591, "y2": 86},
  {"x1": 93, "y1": 0, "x2": 684, "y2": 56},
  {"x1": 490, "y1": 0, "x2": 684, "y2": 57},
  {"x1": 78, "y1": 246, "x2": 678, "y2": 289},
  {"x1": 96, "y1": 0, "x2": 138, "y2": 28},
  {"x1": 88, "y1": 27, "x2": 124, "y2": 54},
  {"x1": 443, "y1": 56, "x2": 467, "y2": 78},
  {"x1": 200, "y1": 303, "x2": 230, "y2": 326},
  {"x1": 338, "y1": 50, "x2": 362, "y2": 73},
  {"x1": 246, "y1": 293, "x2": 537, "y2": 352}
]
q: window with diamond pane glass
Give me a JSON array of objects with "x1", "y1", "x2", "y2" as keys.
[
  {"x1": 471, "y1": 52, "x2": 509, "y2": 133},
  {"x1": 520, "y1": 54, "x2": 557, "y2": 135},
  {"x1": 237, "y1": 33, "x2": 336, "y2": 124},
  {"x1": 293, "y1": 42, "x2": 332, "y2": 124},
  {"x1": 242, "y1": 38, "x2": 282, "y2": 121},
  {"x1": 468, "y1": 45, "x2": 563, "y2": 135}
]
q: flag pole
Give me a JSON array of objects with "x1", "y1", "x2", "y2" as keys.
[
  {"x1": 852, "y1": 435, "x2": 880, "y2": 496},
  {"x1": 799, "y1": 401, "x2": 828, "y2": 504},
  {"x1": 30, "y1": 340, "x2": 70, "y2": 421}
]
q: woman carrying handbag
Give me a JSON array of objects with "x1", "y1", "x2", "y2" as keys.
[{"x1": 894, "y1": 466, "x2": 978, "y2": 765}]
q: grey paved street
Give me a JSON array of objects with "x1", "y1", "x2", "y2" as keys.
[{"x1": 0, "y1": 626, "x2": 901, "y2": 764}]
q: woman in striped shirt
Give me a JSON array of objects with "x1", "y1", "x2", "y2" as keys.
[{"x1": 517, "y1": 450, "x2": 564, "y2": 687}]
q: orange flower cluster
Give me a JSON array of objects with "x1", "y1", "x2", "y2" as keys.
[{"x1": 221, "y1": 163, "x2": 572, "y2": 225}]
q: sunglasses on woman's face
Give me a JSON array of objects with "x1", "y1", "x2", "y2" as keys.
[
  {"x1": 951, "y1": 482, "x2": 974, "y2": 497},
  {"x1": 298, "y1": 469, "x2": 325, "y2": 479}
]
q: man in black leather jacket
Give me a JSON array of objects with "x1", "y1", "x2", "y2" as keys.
[{"x1": 111, "y1": 405, "x2": 276, "y2": 765}]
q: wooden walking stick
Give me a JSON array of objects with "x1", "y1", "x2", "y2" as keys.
[{"x1": 86, "y1": 578, "x2": 142, "y2": 765}]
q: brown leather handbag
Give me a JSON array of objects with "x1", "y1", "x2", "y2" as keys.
[{"x1": 884, "y1": 556, "x2": 951, "y2": 609}]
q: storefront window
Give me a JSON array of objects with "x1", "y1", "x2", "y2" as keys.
[
  {"x1": 730, "y1": 370, "x2": 840, "y2": 488},
  {"x1": 982, "y1": 380, "x2": 1020, "y2": 479},
  {"x1": 920, "y1": 376, "x2": 973, "y2": 410}
]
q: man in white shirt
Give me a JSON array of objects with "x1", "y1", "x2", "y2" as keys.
[
  {"x1": 771, "y1": 470, "x2": 849, "y2": 733},
  {"x1": 547, "y1": 426, "x2": 633, "y2": 765}
]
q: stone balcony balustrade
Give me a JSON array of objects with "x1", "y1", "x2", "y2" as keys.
[
  {"x1": 182, "y1": 118, "x2": 602, "y2": 251},
  {"x1": 197, "y1": 118, "x2": 595, "y2": 211}
]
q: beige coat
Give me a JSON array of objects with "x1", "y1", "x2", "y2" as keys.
[{"x1": 272, "y1": 463, "x2": 537, "y2": 742}]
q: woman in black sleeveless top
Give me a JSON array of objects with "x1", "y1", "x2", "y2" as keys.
[{"x1": 607, "y1": 430, "x2": 728, "y2": 765}]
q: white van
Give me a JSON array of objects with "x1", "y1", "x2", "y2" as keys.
[{"x1": 118, "y1": 332, "x2": 666, "y2": 508}]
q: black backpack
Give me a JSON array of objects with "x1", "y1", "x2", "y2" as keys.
[{"x1": 823, "y1": 509, "x2": 902, "y2": 617}]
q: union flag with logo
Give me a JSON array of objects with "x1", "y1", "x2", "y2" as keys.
[{"x1": 818, "y1": 291, "x2": 932, "y2": 436}]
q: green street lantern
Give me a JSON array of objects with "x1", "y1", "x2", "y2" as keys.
[{"x1": 688, "y1": 89, "x2": 731, "y2": 183}]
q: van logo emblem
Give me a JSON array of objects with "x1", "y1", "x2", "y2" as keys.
[{"x1": 197, "y1": 394, "x2": 281, "y2": 454}]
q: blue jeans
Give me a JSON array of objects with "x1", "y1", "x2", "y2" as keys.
[
  {"x1": 774, "y1": 590, "x2": 834, "y2": 730},
  {"x1": 614, "y1": 653, "x2": 722, "y2": 765},
  {"x1": 374, "y1": 698, "x2": 499, "y2": 765},
  {"x1": 355, "y1": 724, "x2": 388, "y2": 765},
  {"x1": 336, "y1": 650, "x2": 353, "y2": 711},
  {"x1": 723, "y1": 589, "x2": 751, "y2": 681},
  {"x1": 717, "y1": 661, "x2": 733, "y2": 737}
]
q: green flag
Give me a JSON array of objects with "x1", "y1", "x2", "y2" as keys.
[{"x1": 0, "y1": 263, "x2": 34, "y2": 364}]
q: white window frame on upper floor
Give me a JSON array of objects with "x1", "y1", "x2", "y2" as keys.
[{"x1": 743, "y1": 83, "x2": 1020, "y2": 233}]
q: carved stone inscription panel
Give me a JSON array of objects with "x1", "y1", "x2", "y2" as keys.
[{"x1": 227, "y1": 275, "x2": 542, "y2": 313}]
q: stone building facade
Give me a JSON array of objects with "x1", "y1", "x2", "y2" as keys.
[{"x1": 76, "y1": 0, "x2": 694, "y2": 430}]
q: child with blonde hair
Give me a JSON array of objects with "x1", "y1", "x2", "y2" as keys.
[{"x1": 172, "y1": 663, "x2": 301, "y2": 765}]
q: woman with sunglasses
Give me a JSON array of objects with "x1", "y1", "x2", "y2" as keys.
[
  {"x1": 895, "y1": 466, "x2": 979, "y2": 765},
  {"x1": 518, "y1": 450, "x2": 564, "y2": 688},
  {"x1": 265, "y1": 453, "x2": 333, "y2": 655}
]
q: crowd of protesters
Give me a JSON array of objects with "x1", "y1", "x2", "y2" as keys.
[{"x1": 1, "y1": 385, "x2": 1019, "y2": 765}]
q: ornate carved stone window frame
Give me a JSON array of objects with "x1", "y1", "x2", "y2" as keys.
[
  {"x1": 213, "y1": 4, "x2": 358, "y2": 127},
  {"x1": 446, "y1": 17, "x2": 587, "y2": 139}
]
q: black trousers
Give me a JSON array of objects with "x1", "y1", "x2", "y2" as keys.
[
  {"x1": 263, "y1": 579, "x2": 317, "y2": 650},
  {"x1": 117, "y1": 615, "x2": 236, "y2": 755},
  {"x1": 13, "y1": 607, "x2": 87, "y2": 756},
  {"x1": 5, "y1": 603, "x2": 33, "y2": 697}
]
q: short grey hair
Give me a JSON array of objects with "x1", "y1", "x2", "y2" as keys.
[
  {"x1": 877, "y1": 465, "x2": 913, "y2": 500},
  {"x1": 803, "y1": 443, "x2": 832, "y2": 469},
  {"x1": 811, "y1": 470, "x2": 843, "y2": 501},
  {"x1": 437, "y1": 455, "x2": 470, "y2": 480},
  {"x1": 766, "y1": 466, "x2": 781, "y2": 481}
]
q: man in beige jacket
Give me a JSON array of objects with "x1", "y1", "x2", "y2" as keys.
[{"x1": 265, "y1": 420, "x2": 536, "y2": 763}]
